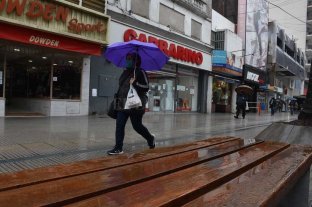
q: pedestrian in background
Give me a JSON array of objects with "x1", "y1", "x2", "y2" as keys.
[
  {"x1": 107, "y1": 53, "x2": 155, "y2": 155},
  {"x1": 234, "y1": 92, "x2": 248, "y2": 119},
  {"x1": 269, "y1": 97, "x2": 277, "y2": 116},
  {"x1": 289, "y1": 100, "x2": 297, "y2": 115},
  {"x1": 277, "y1": 98, "x2": 283, "y2": 112}
]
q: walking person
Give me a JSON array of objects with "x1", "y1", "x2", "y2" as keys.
[
  {"x1": 107, "y1": 53, "x2": 155, "y2": 155},
  {"x1": 234, "y1": 92, "x2": 248, "y2": 119},
  {"x1": 289, "y1": 99, "x2": 297, "y2": 115},
  {"x1": 269, "y1": 97, "x2": 277, "y2": 116}
]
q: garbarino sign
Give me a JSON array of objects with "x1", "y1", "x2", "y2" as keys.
[
  {"x1": 108, "y1": 21, "x2": 211, "y2": 71},
  {"x1": 0, "y1": 0, "x2": 109, "y2": 44},
  {"x1": 124, "y1": 29, "x2": 203, "y2": 65}
]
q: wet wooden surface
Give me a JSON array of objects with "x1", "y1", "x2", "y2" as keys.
[
  {"x1": 0, "y1": 137, "x2": 236, "y2": 191},
  {"x1": 0, "y1": 137, "x2": 311, "y2": 207}
]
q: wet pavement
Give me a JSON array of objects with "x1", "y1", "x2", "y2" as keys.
[{"x1": 0, "y1": 112, "x2": 295, "y2": 173}]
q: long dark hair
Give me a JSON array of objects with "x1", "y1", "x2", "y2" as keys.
[{"x1": 132, "y1": 53, "x2": 141, "y2": 68}]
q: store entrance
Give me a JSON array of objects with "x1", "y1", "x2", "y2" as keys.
[{"x1": 4, "y1": 43, "x2": 51, "y2": 116}]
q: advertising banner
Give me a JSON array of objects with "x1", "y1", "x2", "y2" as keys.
[
  {"x1": 212, "y1": 50, "x2": 243, "y2": 77},
  {"x1": 245, "y1": 0, "x2": 269, "y2": 70}
]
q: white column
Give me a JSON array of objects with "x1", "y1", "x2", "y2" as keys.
[
  {"x1": 207, "y1": 76, "x2": 213, "y2": 113},
  {"x1": 300, "y1": 80, "x2": 305, "y2": 95},
  {"x1": 80, "y1": 56, "x2": 91, "y2": 115},
  {"x1": 149, "y1": 0, "x2": 160, "y2": 22},
  {"x1": 184, "y1": 15, "x2": 192, "y2": 36},
  {"x1": 0, "y1": 99, "x2": 4, "y2": 117},
  {"x1": 202, "y1": 21, "x2": 211, "y2": 44},
  {"x1": 231, "y1": 83, "x2": 237, "y2": 113}
]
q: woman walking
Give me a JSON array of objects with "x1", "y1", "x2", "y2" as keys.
[{"x1": 107, "y1": 53, "x2": 155, "y2": 155}]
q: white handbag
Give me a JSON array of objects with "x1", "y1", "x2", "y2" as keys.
[{"x1": 124, "y1": 84, "x2": 142, "y2": 109}]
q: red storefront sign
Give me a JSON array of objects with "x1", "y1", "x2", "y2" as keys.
[
  {"x1": 0, "y1": 22, "x2": 102, "y2": 55},
  {"x1": 124, "y1": 29, "x2": 203, "y2": 65}
]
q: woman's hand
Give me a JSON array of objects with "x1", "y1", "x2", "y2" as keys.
[{"x1": 130, "y1": 78, "x2": 135, "y2": 84}]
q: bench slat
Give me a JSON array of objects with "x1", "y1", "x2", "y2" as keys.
[
  {"x1": 182, "y1": 145, "x2": 312, "y2": 207},
  {"x1": 62, "y1": 142, "x2": 288, "y2": 207},
  {"x1": 0, "y1": 137, "x2": 237, "y2": 191},
  {"x1": 0, "y1": 139, "x2": 259, "y2": 207}
]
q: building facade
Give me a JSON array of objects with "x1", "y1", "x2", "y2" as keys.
[
  {"x1": 90, "y1": 0, "x2": 213, "y2": 114},
  {"x1": 213, "y1": 0, "x2": 307, "y2": 112},
  {"x1": 0, "y1": 0, "x2": 109, "y2": 117},
  {"x1": 211, "y1": 10, "x2": 243, "y2": 113},
  {"x1": 267, "y1": 21, "x2": 306, "y2": 108}
]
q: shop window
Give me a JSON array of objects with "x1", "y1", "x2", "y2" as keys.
[
  {"x1": 176, "y1": 68, "x2": 198, "y2": 112},
  {"x1": 159, "y1": 4, "x2": 185, "y2": 33},
  {"x1": 52, "y1": 57, "x2": 82, "y2": 100},
  {"x1": 214, "y1": 31, "x2": 225, "y2": 50},
  {"x1": 131, "y1": 0, "x2": 150, "y2": 18},
  {"x1": 191, "y1": 19, "x2": 202, "y2": 40},
  {"x1": 285, "y1": 45, "x2": 294, "y2": 58},
  {"x1": 212, "y1": 79, "x2": 232, "y2": 112},
  {"x1": 148, "y1": 78, "x2": 175, "y2": 112},
  {"x1": 5, "y1": 52, "x2": 51, "y2": 99},
  {"x1": 26, "y1": 67, "x2": 51, "y2": 98}
]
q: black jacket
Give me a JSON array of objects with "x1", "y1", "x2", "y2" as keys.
[
  {"x1": 116, "y1": 68, "x2": 149, "y2": 110},
  {"x1": 236, "y1": 94, "x2": 247, "y2": 107}
]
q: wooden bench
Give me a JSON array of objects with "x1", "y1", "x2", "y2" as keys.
[{"x1": 0, "y1": 137, "x2": 311, "y2": 207}]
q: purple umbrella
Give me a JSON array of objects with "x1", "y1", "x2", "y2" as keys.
[{"x1": 104, "y1": 40, "x2": 169, "y2": 71}]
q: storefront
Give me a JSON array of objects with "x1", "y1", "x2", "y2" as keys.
[
  {"x1": 0, "y1": 0, "x2": 109, "y2": 116},
  {"x1": 211, "y1": 50, "x2": 243, "y2": 113},
  {"x1": 243, "y1": 64, "x2": 267, "y2": 112},
  {"x1": 91, "y1": 20, "x2": 211, "y2": 113},
  {"x1": 147, "y1": 64, "x2": 199, "y2": 112}
]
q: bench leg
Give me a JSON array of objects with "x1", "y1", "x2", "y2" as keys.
[{"x1": 279, "y1": 168, "x2": 310, "y2": 207}]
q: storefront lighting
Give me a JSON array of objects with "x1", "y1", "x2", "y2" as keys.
[
  {"x1": 68, "y1": 60, "x2": 74, "y2": 64},
  {"x1": 28, "y1": 60, "x2": 32, "y2": 63},
  {"x1": 14, "y1": 48, "x2": 20, "y2": 52},
  {"x1": 42, "y1": 56, "x2": 47, "y2": 60}
]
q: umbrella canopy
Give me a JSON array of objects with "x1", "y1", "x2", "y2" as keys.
[
  {"x1": 235, "y1": 85, "x2": 253, "y2": 95},
  {"x1": 104, "y1": 40, "x2": 170, "y2": 71}
]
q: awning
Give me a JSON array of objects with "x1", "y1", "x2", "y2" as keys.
[{"x1": 0, "y1": 22, "x2": 102, "y2": 56}]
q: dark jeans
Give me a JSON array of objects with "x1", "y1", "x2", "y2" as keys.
[
  {"x1": 271, "y1": 107, "x2": 275, "y2": 115},
  {"x1": 115, "y1": 110, "x2": 153, "y2": 150},
  {"x1": 236, "y1": 105, "x2": 246, "y2": 118}
]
